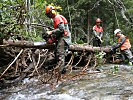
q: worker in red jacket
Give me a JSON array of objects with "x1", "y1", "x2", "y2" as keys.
[
  {"x1": 44, "y1": 5, "x2": 72, "y2": 74},
  {"x1": 92, "y1": 18, "x2": 103, "y2": 47},
  {"x1": 111, "y1": 29, "x2": 133, "y2": 65}
]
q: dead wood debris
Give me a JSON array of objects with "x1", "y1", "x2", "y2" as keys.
[{"x1": 0, "y1": 46, "x2": 115, "y2": 89}]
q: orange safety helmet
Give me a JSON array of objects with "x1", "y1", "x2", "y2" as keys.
[
  {"x1": 45, "y1": 5, "x2": 56, "y2": 18},
  {"x1": 96, "y1": 18, "x2": 102, "y2": 23}
]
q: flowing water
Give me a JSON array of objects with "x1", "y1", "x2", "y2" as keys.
[{"x1": 0, "y1": 64, "x2": 133, "y2": 100}]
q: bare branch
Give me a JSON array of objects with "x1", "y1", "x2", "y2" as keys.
[{"x1": 0, "y1": 49, "x2": 23, "y2": 79}]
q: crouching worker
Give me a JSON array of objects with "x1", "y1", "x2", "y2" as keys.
[
  {"x1": 110, "y1": 29, "x2": 133, "y2": 65},
  {"x1": 43, "y1": 5, "x2": 72, "y2": 74}
]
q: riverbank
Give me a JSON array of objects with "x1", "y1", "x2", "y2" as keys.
[{"x1": 0, "y1": 64, "x2": 133, "y2": 100}]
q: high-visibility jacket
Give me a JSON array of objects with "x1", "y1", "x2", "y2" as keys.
[
  {"x1": 118, "y1": 34, "x2": 131, "y2": 50},
  {"x1": 53, "y1": 14, "x2": 68, "y2": 29},
  {"x1": 93, "y1": 25, "x2": 103, "y2": 32},
  {"x1": 53, "y1": 14, "x2": 71, "y2": 44},
  {"x1": 47, "y1": 14, "x2": 71, "y2": 44},
  {"x1": 53, "y1": 14, "x2": 69, "y2": 36}
]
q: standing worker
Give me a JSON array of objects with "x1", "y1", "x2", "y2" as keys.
[
  {"x1": 44, "y1": 5, "x2": 72, "y2": 74},
  {"x1": 92, "y1": 18, "x2": 103, "y2": 47},
  {"x1": 110, "y1": 29, "x2": 133, "y2": 65}
]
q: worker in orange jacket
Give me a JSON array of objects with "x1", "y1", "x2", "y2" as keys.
[
  {"x1": 92, "y1": 18, "x2": 103, "y2": 47},
  {"x1": 44, "y1": 5, "x2": 72, "y2": 74},
  {"x1": 111, "y1": 29, "x2": 133, "y2": 65}
]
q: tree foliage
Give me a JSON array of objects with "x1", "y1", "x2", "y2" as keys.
[{"x1": 0, "y1": 0, "x2": 133, "y2": 45}]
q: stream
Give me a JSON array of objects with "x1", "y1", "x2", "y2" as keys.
[{"x1": 0, "y1": 64, "x2": 133, "y2": 100}]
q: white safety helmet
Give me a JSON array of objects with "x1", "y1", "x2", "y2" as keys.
[{"x1": 114, "y1": 29, "x2": 121, "y2": 35}]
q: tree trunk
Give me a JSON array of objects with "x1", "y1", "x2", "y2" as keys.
[
  {"x1": 2, "y1": 40, "x2": 55, "y2": 49},
  {"x1": 69, "y1": 44, "x2": 110, "y2": 52},
  {"x1": 0, "y1": 38, "x2": 3, "y2": 45},
  {"x1": 25, "y1": 0, "x2": 32, "y2": 38},
  {"x1": 87, "y1": 10, "x2": 90, "y2": 43},
  {"x1": 2, "y1": 40, "x2": 111, "y2": 53}
]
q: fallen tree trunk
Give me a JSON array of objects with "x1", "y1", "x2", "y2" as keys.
[
  {"x1": 69, "y1": 44, "x2": 111, "y2": 52},
  {"x1": 1, "y1": 40, "x2": 111, "y2": 52},
  {"x1": 2, "y1": 40, "x2": 55, "y2": 49}
]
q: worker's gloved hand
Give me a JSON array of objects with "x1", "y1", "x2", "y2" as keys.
[
  {"x1": 110, "y1": 47, "x2": 114, "y2": 52},
  {"x1": 110, "y1": 46, "x2": 116, "y2": 54},
  {"x1": 46, "y1": 31, "x2": 52, "y2": 35},
  {"x1": 96, "y1": 36, "x2": 103, "y2": 43},
  {"x1": 43, "y1": 31, "x2": 52, "y2": 41},
  {"x1": 42, "y1": 33, "x2": 49, "y2": 41}
]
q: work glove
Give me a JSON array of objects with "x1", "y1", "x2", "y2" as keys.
[
  {"x1": 43, "y1": 31, "x2": 52, "y2": 41},
  {"x1": 97, "y1": 36, "x2": 103, "y2": 43},
  {"x1": 110, "y1": 48, "x2": 114, "y2": 52},
  {"x1": 110, "y1": 46, "x2": 116, "y2": 54},
  {"x1": 111, "y1": 44, "x2": 117, "y2": 51},
  {"x1": 46, "y1": 31, "x2": 52, "y2": 35},
  {"x1": 42, "y1": 33, "x2": 48, "y2": 40}
]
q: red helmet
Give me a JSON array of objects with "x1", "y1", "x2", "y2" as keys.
[
  {"x1": 45, "y1": 5, "x2": 56, "y2": 18},
  {"x1": 96, "y1": 18, "x2": 102, "y2": 23}
]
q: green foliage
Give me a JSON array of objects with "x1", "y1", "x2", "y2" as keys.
[
  {"x1": 0, "y1": 0, "x2": 132, "y2": 46},
  {"x1": 96, "y1": 51, "x2": 106, "y2": 65},
  {"x1": 32, "y1": 35, "x2": 44, "y2": 42},
  {"x1": 108, "y1": 65, "x2": 119, "y2": 75},
  {"x1": 110, "y1": 65, "x2": 119, "y2": 74},
  {"x1": 76, "y1": 38, "x2": 84, "y2": 44},
  {"x1": 0, "y1": 0, "x2": 25, "y2": 39}
]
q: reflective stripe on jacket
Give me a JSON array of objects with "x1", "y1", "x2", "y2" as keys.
[{"x1": 118, "y1": 34, "x2": 131, "y2": 50}]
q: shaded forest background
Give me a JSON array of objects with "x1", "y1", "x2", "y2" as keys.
[{"x1": 0, "y1": 0, "x2": 133, "y2": 46}]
